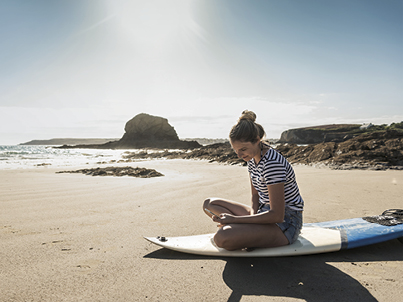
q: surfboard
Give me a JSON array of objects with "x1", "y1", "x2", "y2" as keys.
[{"x1": 144, "y1": 210, "x2": 403, "y2": 257}]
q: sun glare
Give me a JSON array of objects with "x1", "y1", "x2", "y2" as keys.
[{"x1": 113, "y1": 1, "x2": 194, "y2": 53}]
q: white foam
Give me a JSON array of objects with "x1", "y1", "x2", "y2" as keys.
[{"x1": 0, "y1": 145, "x2": 137, "y2": 169}]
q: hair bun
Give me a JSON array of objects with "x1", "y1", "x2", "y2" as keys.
[
  {"x1": 230, "y1": 110, "x2": 265, "y2": 143},
  {"x1": 239, "y1": 110, "x2": 256, "y2": 123}
]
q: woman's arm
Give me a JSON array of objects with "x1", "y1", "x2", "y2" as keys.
[
  {"x1": 250, "y1": 179, "x2": 260, "y2": 215},
  {"x1": 214, "y1": 183, "x2": 285, "y2": 225}
]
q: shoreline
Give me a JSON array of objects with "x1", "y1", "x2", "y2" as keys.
[
  {"x1": 1, "y1": 160, "x2": 402, "y2": 301},
  {"x1": 3, "y1": 142, "x2": 403, "y2": 171}
]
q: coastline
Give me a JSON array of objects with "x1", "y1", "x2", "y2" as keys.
[{"x1": 1, "y1": 160, "x2": 402, "y2": 301}]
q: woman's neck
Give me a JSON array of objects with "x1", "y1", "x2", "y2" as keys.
[{"x1": 253, "y1": 141, "x2": 270, "y2": 164}]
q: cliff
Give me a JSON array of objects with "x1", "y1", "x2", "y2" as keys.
[
  {"x1": 278, "y1": 124, "x2": 362, "y2": 144},
  {"x1": 279, "y1": 122, "x2": 403, "y2": 144}
]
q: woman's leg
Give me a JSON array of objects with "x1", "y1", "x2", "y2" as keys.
[
  {"x1": 203, "y1": 198, "x2": 288, "y2": 250},
  {"x1": 214, "y1": 223, "x2": 289, "y2": 250},
  {"x1": 203, "y1": 198, "x2": 251, "y2": 218}
]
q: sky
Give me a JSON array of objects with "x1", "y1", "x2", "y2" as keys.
[{"x1": 1, "y1": 0, "x2": 402, "y2": 144}]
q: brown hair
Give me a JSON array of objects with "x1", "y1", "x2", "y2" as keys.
[{"x1": 229, "y1": 110, "x2": 265, "y2": 143}]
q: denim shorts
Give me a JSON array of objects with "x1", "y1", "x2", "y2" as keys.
[{"x1": 258, "y1": 204, "x2": 303, "y2": 244}]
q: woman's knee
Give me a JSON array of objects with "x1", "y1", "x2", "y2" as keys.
[
  {"x1": 202, "y1": 197, "x2": 220, "y2": 210},
  {"x1": 202, "y1": 198, "x2": 211, "y2": 211},
  {"x1": 213, "y1": 228, "x2": 237, "y2": 251},
  {"x1": 213, "y1": 229, "x2": 226, "y2": 249}
]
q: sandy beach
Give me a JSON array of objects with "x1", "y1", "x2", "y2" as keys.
[{"x1": 1, "y1": 159, "x2": 402, "y2": 301}]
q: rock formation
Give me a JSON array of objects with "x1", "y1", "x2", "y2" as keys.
[
  {"x1": 122, "y1": 142, "x2": 245, "y2": 165},
  {"x1": 276, "y1": 130, "x2": 403, "y2": 170},
  {"x1": 123, "y1": 113, "x2": 179, "y2": 141},
  {"x1": 278, "y1": 122, "x2": 403, "y2": 144},
  {"x1": 57, "y1": 113, "x2": 201, "y2": 149},
  {"x1": 56, "y1": 166, "x2": 164, "y2": 177},
  {"x1": 107, "y1": 113, "x2": 200, "y2": 149},
  {"x1": 116, "y1": 131, "x2": 403, "y2": 170},
  {"x1": 278, "y1": 124, "x2": 361, "y2": 144}
]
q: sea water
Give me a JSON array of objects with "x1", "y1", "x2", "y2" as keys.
[{"x1": 0, "y1": 145, "x2": 136, "y2": 169}]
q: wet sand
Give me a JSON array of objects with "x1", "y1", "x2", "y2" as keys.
[{"x1": 1, "y1": 160, "x2": 402, "y2": 301}]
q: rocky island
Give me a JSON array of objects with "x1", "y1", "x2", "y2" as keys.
[{"x1": 56, "y1": 113, "x2": 201, "y2": 150}]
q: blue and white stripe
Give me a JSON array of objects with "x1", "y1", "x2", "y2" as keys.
[{"x1": 247, "y1": 148, "x2": 304, "y2": 211}]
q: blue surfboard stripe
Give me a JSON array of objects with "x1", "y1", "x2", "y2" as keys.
[
  {"x1": 339, "y1": 229, "x2": 348, "y2": 250},
  {"x1": 306, "y1": 218, "x2": 403, "y2": 250}
]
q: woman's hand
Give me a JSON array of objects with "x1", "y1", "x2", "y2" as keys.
[{"x1": 212, "y1": 213, "x2": 237, "y2": 226}]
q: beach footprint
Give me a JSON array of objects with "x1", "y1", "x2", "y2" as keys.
[
  {"x1": 75, "y1": 259, "x2": 104, "y2": 274},
  {"x1": 2, "y1": 225, "x2": 21, "y2": 234},
  {"x1": 41, "y1": 239, "x2": 74, "y2": 252}
]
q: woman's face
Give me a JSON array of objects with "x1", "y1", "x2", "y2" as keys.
[{"x1": 230, "y1": 139, "x2": 261, "y2": 162}]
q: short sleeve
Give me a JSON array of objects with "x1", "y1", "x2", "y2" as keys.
[{"x1": 263, "y1": 159, "x2": 286, "y2": 185}]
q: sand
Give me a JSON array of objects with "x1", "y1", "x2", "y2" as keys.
[{"x1": 1, "y1": 159, "x2": 402, "y2": 301}]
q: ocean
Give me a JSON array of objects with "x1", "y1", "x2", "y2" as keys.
[{"x1": 0, "y1": 145, "x2": 135, "y2": 169}]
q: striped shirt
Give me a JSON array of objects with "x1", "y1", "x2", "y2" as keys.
[{"x1": 247, "y1": 148, "x2": 304, "y2": 211}]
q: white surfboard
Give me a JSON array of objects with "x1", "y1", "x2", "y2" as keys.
[
  {"x1": 145, "y1": 226, "x2": 342, "y2": 257},
  {"x1": 144, "y1": 211, "x2": 403, "y2": 257}
]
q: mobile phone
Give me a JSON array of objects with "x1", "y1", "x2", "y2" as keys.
[{"x1": 204, "y1": 208, "x2": 220, "y2": 218}]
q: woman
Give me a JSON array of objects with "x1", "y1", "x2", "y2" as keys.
[{"x1": 203, "y1": 110, "x2": 304, "y2": 251}]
